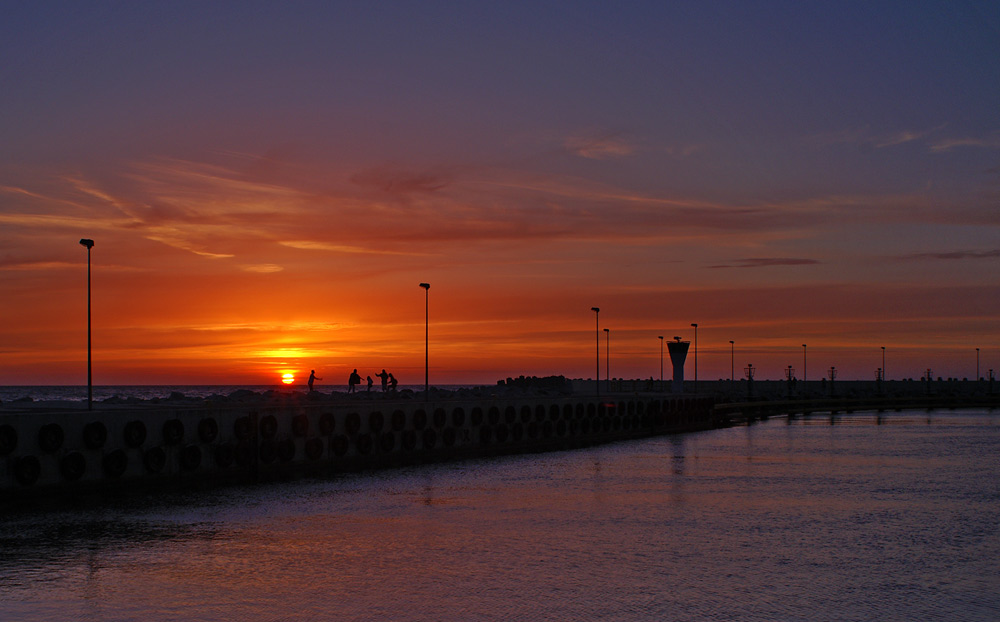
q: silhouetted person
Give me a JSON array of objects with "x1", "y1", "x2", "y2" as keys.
[
  {"x1": 375, "y1": 369, "x2": 389, "y2": 392},
  {"x1": 388, "y1": 373, "x2": 398, "y2": 391},
  {"x1": 308, "y1": 370, "x2": 321, "y2": 392},
  {"x1": 366, "y1": 375, "x2": 373, "y2": 392},
  {"x1": 348, "y1": 368, "x2": 362, "y2": 393}
]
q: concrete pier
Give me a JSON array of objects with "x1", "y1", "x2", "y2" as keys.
[{"x1": 0, "y1": 392, "x2": 717, "y2": 500}]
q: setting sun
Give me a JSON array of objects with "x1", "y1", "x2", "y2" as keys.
[{"x1": 281, "y1": 373, "x2": 295, "y2": 385}]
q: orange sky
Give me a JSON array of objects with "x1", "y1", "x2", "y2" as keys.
[{"x1": 2, "y1": 4, "x2": 998, "y2": 386}]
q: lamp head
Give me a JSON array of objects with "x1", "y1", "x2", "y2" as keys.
[
  {"x1": 419, "y1": 283, "x2": 430, "y2": 290},
  {"x1": 591, "y1": 307, "x2": 600, "y2": 313},
  {"x1": 79, "y1": 238, "x2": 94, "y2": 249},
  {"x1": 603, "y1": 328, "x2": 609, "y2": 333}
]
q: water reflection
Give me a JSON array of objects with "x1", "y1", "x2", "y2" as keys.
[{"x1": 1, "y1": 411, "x2": 997, "y2": 621}]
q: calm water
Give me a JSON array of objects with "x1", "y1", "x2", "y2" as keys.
[
  {"x1": 1, "y1": 411, "x2": 998, "y2": 621},
  {"x1": 0, "y1": 385, "x2": 476, "y2": 403}
]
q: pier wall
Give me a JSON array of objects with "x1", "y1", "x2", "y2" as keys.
[
  {"x1": 573, "y1": 377, "x2": 997, "y2": 399},
  {"x1": 0, "y1": 394, "x2": 716, "y2": 500}
]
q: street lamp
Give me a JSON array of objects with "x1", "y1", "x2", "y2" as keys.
[
  {"x1": 604, "y1": 328, "x2": 610, "y2": 393},
  {"x1": 690, "y1": 323, "x2": 698, "y2": 393},
  {"x1": 80, "y1": 239, "x2": 94, "y2": 410},
  {"x1": 882, "y1": 346, "x2": 886, "y2": 381},
  {"x1": 976, "y1": 347, "x2": 980, "y2": 381},
  {"x1": 658, "y1": 335, "x2": 664, "y2": 389},
  {"x1": 591, "y1": 307, "x2": 600, "y2": 396},
  {"x1": 729, "y1": 340, "x2": 735, "y2": 387},
  {"x1": 802, "y1": 344, "x2": 807, "y2": 383},
  {"x1": 419, "y1": 283, "x2": 430, "y2": 396}
]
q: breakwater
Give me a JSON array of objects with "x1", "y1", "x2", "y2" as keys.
[
  {"x1": 0, "y1": 392, "x2": 717, "y2": 500},
  {"x1": 715, "y1": 393, "x2": 1000, "y2": 424}
]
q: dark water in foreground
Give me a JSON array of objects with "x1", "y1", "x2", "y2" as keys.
[{"x1": 1, "y1": 411, "x2": 998, "y2": 621}]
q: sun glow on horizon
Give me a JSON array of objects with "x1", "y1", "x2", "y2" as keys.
[{"x1": 281, "y1": 373, "x2": 295, "y2": 385}]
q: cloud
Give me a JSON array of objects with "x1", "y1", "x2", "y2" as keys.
[
  {"x1": 0, "y1": 260, "x2": 80, "y2": 271},
  {"x1": 808, "y1": 124, "x2": 948, "y2": 150},
  {"x1": 906, "y1": 249, "x2": 1000, "y2": 260},
  {"x1": 0, "y1": 258, "x2": 144, "y2": 272},
  {"x1": 818, "y1": 126, "x2": 1000, "y2": 154},
  {"x1": 0, "y1": 212, "x2": 136, "y2": 230},
  {"x1": 6, "y1": 153, "x2": 989, "y2": 274},
  {"x1": 874, "y1": 129, "x2": 927, "y2": 148},
  {"x1": 241, "y1": 264, "x2": 284, "y2": 273},
  {"x1": 278, "y1": 240, "x2": 431, "y2": 256},
  {"x1": 708, "y1": 257, "x2": 820, "y2": 269},
  {"x1": 929, "y1": 135, "x2": 1000, "y2": 152},
  {"x1": 564, "y1": 132, "x2": 637, "y2": 159},
  {"x1": 349, "y1": 165, "x2": 452, "y2": 195}
]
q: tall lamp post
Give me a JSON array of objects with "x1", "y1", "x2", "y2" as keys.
[
  {"x1": 690, "y1": 323, "x2": 698, "y2": 394},
  {"x1": 729, "y1": 340, "x2": 735, "y2": 388},
  {"x1": 591, "y1": 307, "x2": 600, "y2": 396},
  {"x1": 603, "y1": 328, "x2": 610, "y2": 393},
  {"x1": 881, "y1": 346, "x2": 886, "y2": 382},
  {"x1": 80, "y1": 239, "x2": 95, "y2": 411},
  {"x1": 976, "y1": 347, "x2": 980, "y2": 381},
  {"x1": 419, "y1": 283, "x2": 430, "y2": 396},
  {"x1": 658, "y1": 335, "x2": 664, "y2": 389},
  {"x1": 802, "y1": 344, "x2": 807, "y2": 384}
]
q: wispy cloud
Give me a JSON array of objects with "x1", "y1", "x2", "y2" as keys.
[
  {"x1": 812, "y1": 124, "x2": 1000, "y2": 155},
  {"x1": 874, "y1": 129, "x2": 928, "y2": 148},
  {"x1": 708, "y1": 257, "x2": 820, "y2": 269},
  {"x1": 0, "y1": 259, "x2": 144, "y2": 272},
  {"x1": 241, "y1": 264, "x2": 284, "y2": 273},
  {"x1": 905, "y1": 249, "x2": 1000, "y2": 260},
  {"x1": 349, "y1": 165, "x2": 453, "y2": 195},
  {"x1": 929, "y1": 135, "x2": 1000, "y2": 152},
  {"x1": 808, "y1": 124, "x2": 948, "y2": 150},
  {"x1": 0, "y1": 260, "x2": 81, "y2": 271},
  {"x1": 564, "y1": 132, "x2": 637, "y2": 159},
  {"x1": 0, "y1": 212, "x2": 136, "y2": 230},
  {"x1": 876, "y1": 123, "x2": 948, "y2": 149},
  {"x1": 278, "y1": 240, "x2": 431, "y2": 256},
  {"x1": 5, "y1": 153, "x2": 991, "y2": 273}
]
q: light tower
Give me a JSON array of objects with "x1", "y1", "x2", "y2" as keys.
[
  {"x1": 690, "y1": 323, "x2": 698, "y2": 394},
  {"x1": 591, "y1": 307, "x2": 600, "y2": 396},
  {"x1": 658, "y1": 336, "x2": 664, "y2": 390},
  {"x1": 603, "y1": 328, "x2": 610, "y2": 393},
  {"x1": 80, "y1": 239, "x2": 95, "y2": 410},
  {"x1": 729, "y1": 340, "x2": 735, "y2": 389},
  {"x1": 419, "y1": 283, "x2": 430, "y2": 396},
  {"x1": 667, "y1": 336, "x2": 690, "y2": 394}
]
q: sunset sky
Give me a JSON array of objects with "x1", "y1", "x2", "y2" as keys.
[{"x1": 2, "y1": 2, "x2": 999, "y2": 387}]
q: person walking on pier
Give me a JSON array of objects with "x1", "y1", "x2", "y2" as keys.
[
  {"x1": 366, "y1": 375, "x2": 373, "y2": 392},
  {"x1": 375, "y1": 369, "x2": 389, "y2": 392},
  {"x1": 348, "y1": 369, "x2": 362, "y2": 393},
  {"x1": 388, "y1": 373, "x2": 398, "y2": 392},
  {"x1": 307, "y1": 370, "x2": 322, "y2": 392}
]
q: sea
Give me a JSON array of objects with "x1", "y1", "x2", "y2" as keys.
[
  {"x1": 0, "y1": 385, "x2": 478, "y2": 404},
  {"x1": 1, "y1": 405, "x2": 998, "y2": 621}
]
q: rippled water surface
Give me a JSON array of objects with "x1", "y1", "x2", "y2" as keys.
[{"x1": 2, "y1": 410, "x2": 998, "y2": 621}]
